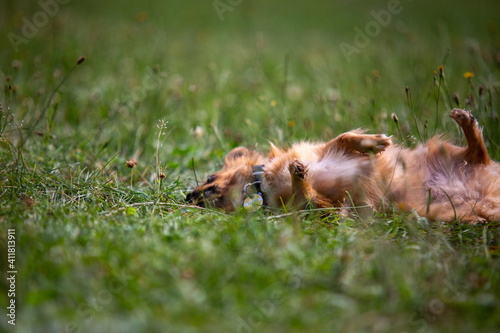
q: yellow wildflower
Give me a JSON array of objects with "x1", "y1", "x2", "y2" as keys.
[{"x1": 463, "y1": 72, "x2": 474, "y2": 79}]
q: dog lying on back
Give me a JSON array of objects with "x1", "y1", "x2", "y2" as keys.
[{"x1": 186, "y1": 109, "x2": 500, "y2": 222}]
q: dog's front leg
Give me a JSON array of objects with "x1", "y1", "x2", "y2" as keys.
[
  {"x1": 287, "y1": 160, "x2": 332, "y2": 210},
  {"x1": 287, "y1": 160, "x2": 310, "y2": 210}
]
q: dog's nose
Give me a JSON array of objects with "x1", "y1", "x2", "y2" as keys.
[
  {"x1": 186, "y1": 191, "x2": 196, "y2": 203},
  {"x1": 186, "y1": 190, "x2": 206, "y2": 207},
  {"x1": 186, "y1": 190, "x2": 201, "y2": 203}
]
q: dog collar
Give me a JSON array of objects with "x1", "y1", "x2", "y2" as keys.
[{"x1": 243, "y1": 165, "x2": 267, "y2": 211}]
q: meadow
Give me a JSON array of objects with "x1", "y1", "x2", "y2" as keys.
[{"x1": 1, "y1": 0, "x2": 500, "y2": 332}]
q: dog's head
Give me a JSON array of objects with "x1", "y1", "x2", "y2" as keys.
[{"x1": 186, "y1": 147, "x2": 265, "y2": 211}]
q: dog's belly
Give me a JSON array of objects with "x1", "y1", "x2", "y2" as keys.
[
  {"x1": 306, "y1": 151, "x2": 374, "y2": 204},
  {"x1": 379, "y1": 144, "x2": 500, "y2": 215}
]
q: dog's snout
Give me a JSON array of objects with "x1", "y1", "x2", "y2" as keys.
[
  {"x1": 186, "y1": 191, "x2": 198, "y2": 203},
  {"x1": 186, "y1": 190, "x2": 207, "y2": 208}
]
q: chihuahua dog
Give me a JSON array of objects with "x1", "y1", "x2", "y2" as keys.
[{"x1": 186, "y1": 109, "x2": 500, "y2": 222}]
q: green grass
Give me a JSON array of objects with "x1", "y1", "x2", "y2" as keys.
[{"x1": 1, "y1": 0, "x2": 500, "y2": 332}]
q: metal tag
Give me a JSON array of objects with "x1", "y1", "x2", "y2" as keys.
[{"x1": 243, "y1": 194, "x2": 263, "y2": 212}]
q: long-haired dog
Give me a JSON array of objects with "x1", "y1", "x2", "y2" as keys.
[{"x1": 186, "y1": 109, "x2": 500, "y2": 222}]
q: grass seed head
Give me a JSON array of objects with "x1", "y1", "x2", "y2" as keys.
[
  {"x1": 391, "y1": 113, "x2": 399, "y2": 124},
  {"x1": 11, "y1": 60, "x2": 22, "y2": 69},
  {"x1": 77, "y1": 56, "x2": 86, "y2": 65},
  {"x1": 465, "y1": 93, "x2": 474, "y2": 106},
  {"x1": 126, "y1": 159, "x2": 137, "y2": 168}
]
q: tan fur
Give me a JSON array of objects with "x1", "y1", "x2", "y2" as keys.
[{"x1": 187, "y1": 109, "x2": 500, "y2": 222}]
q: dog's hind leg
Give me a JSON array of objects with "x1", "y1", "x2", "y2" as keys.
[
  {"x1": 323, "y1": 130, "x2": 392, "y2": 156},
  {"x1": 450, "y1": 109, "x2": 491, "y2": 165}
]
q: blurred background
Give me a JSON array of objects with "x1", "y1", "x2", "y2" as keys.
[
  {"x1": 1, "y1": 1, "x2": 500, "y2": 332},
  {"x1": 2, "y1": 0, "x2": 499, "y2": 174}
]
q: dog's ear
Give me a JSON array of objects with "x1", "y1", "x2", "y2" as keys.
[
  {"x1": 267, "y1": 142, "x2": 283, "y2": 159},
  {"x1": 225, "y1": 147, "x2": 249, "y2": 167}
]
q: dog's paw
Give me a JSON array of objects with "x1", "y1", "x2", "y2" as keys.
[
  {"x1": 359, "y1": 134, "x2": 392, "y2": 154},
  {"x1": 450, "y1": 109, "x2": 476, "y2": 127},
  {"x1": 289, "y1": 160, "x2": 307, "y2": 180}
]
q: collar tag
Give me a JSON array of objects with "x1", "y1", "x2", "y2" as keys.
[{"x1": 243, "y1": 194, "x2": 263, "y2": 212}]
